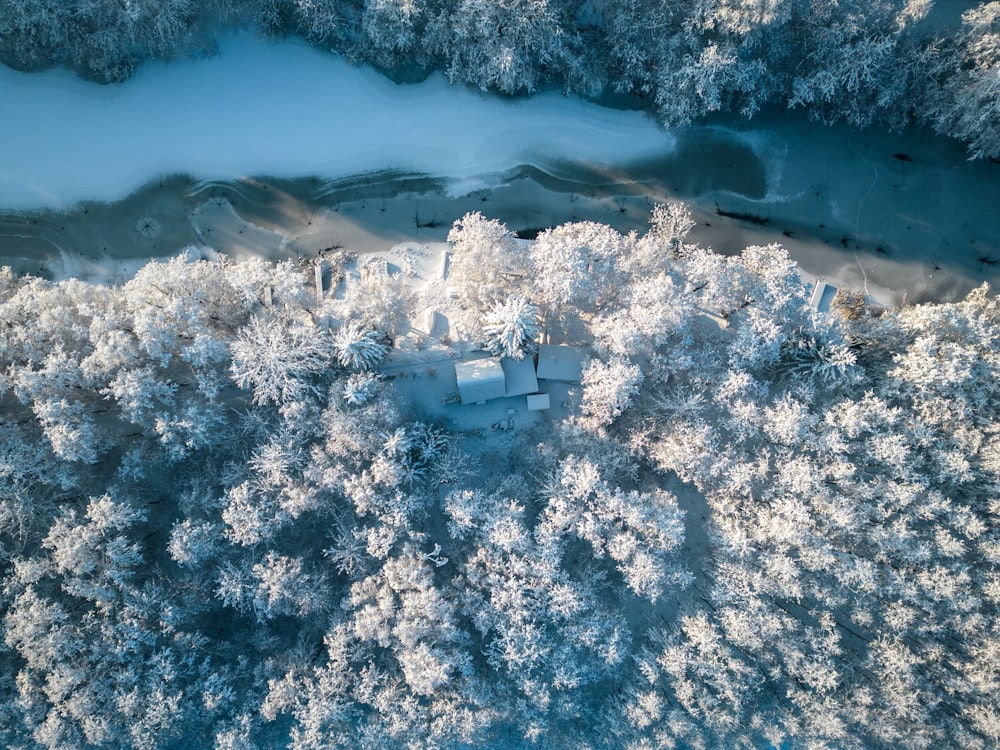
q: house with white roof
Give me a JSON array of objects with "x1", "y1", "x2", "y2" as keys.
[
  {"x1": 454, "y1": 347, "x2": 579, "y2": 408},
  {"x1": 455, "y1": 359, "x2": 506, "y2": 404},
  {"x1": 454, "y1": 354, "x2": 543, "y2": 405}
]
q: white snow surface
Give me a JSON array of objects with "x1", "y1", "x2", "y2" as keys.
[{"x1": 0, "y1": 33, "x2": 676, "y2": 210}]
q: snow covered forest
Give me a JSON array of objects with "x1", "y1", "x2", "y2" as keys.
[
  {"x1": 2, "y1": 0, "x2": 1000, "y2": 747},
  {"x1": 1, "y1": 0, "x2": 1000, "y2": 158},
  {"x1": 1, "y1": 205, "x2": 998, "y2": 749}
]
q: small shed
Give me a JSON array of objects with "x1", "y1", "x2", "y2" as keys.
[
  {"x1": 809, "y1": 280, "x2": 838, "y2": 313},
  {"x1": 501, "y1": 356, "x2": 539, "y2": 397},
  {"x1": 455, "y1": 359, "x2": 506, "y2": 404},
  {"x1": 527, "y1": 393, "x2": 551, "y2": 411},
  {"x1": 536, "y1": 345, "x2": 585, "y2": 383},
  {"x1": 314, "y1": 259, "x2": 328, "y2": 301}
]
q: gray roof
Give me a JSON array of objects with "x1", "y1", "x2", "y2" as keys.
[
  {"x1": 536, "y1": 345, "x2": 584, "y2": 383},
  {"x1": 455, "y1": 358, "x2": 506, "y2": 404},
  {"x1": 501, "y1": 356, "x2": 539, "y2": 397}
]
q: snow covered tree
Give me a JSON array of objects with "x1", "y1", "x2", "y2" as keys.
[
  {"x1": 442, "y1": 486, "x2": 632, "y2": 741},
  {"x1": 538, "y1": 456, "x2": 690, "y2": 603},
  {"x1": 932, "y1": 3, "x2": 1000, "y2": 159},
  {"x1": 102, "y1": 366, "x2": 177, "y2": 424},
  {"x1": 578, "y1": 356, "x2": 644, "y2": 431},
  {"x1": 592, "y1": 272, "x2": 693, "y2": 358},
  {"x1": 480, "y1": 294, "x2": 539, "y2": 359},
  {"x1": 334, "y1": 261, "x2": 416, "y2": 338},
  {"x1": 224, "y1": 256, "x2": 312, "y2": 311},
  {"x1": 263, "y1": 546, "x2": 488, "y2": 748},
  {"x1": 683, "y1": 242, "x2": 817, "y2": 371},
  {"x1": 340, "y1": 371, "x2": 382, "y2": 405},
  {"x1": 288, "y1": 0, "x2": 347, "y2": 45},
  {"x1": 2, "y1": 493, "x2": 221, "y2": 750},
  {"x1": 447, "y1": 211, "x2": 527, "y2": 314},
  {"x1": 361, "y1": 0, "x2": 423, "y2": 68},
  {"x1": 31, "y1": 397, "x2": 101, "y2": 464},
  {"x1": 230, "y1": 313, "x2": 332, "y2": 405},
  {"x1": 124, "y1": 253, "x2": 250, "y2": 366},
  {"x1": 168, "y1": 518, "x2": 222, "y2": 567},
  {"x1": 531, "y1": 220, "x2": 629, "y2": 311},
  {"x1": 625, "y1": 200, "x2": 697, "y2": 274},
  {"x1": 331, "y1": 321, "x2": 391, "y2": 371},
  {"x1": 251, "y1": 552, "x2": 326, "y2": 620},
  {"x1": 654, "y1": 38, "x2": 743, "y2": 125},
  {"x1": 884, "y1": 283, "x2": 1000, "y2": 429},
  {"x1": 441, "y1": 0, "x2": 577, "y2": 94}
]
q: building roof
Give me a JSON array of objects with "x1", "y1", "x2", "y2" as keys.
[
  {"x1": 501, "y1": 356, "x2": 539, "y2": 397},
  {"x1": 527, "y1": 393, "x2": 551, "y2": 411},
  {"x1": 536, "y1": 345, "x2": 585, "y2": 383},
  {"x1": 455, "y1": 358, "x2": 506, "y2": 404},
  {"x1": 809, "y1": 280, "x2": 838, "y2": 313}
]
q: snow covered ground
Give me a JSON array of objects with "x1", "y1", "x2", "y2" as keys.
[{"x1": 1, "y1": 32, "x2": 999, "y2": 304}]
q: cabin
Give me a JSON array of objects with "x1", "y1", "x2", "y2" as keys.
[
  {"x1": 454, "y1": 346, "x2": 581, "y2": 408},
  {"x1": 454, "y1": 358, "x2": 506, "y2": 404},
  {"x1": 454, "y1": 355, "x2": 541, "y2": 405}
]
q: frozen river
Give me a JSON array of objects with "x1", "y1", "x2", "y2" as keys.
[{"x1": 0, "y1": 33, "x2": 677, "y2": 211}]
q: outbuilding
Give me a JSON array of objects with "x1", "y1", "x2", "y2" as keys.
[
  {"x1": 536, "y1": 345, "x2": 585, "y2": 383},
  {"x1": 527, "y1": 393, "x2": 551, "y2": 411},
  {"x1": 809, "y1": 280, "x2": 838, "y2": 313}
]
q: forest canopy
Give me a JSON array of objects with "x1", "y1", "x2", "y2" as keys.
[
  {"x1": 1, "y1": 0, "x2": 999, "y2": 158},
  {"x1": 0, "y1": 206, "x2": 998, "y2": 749}
]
